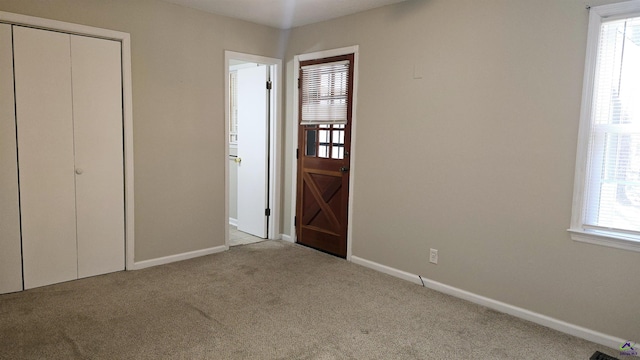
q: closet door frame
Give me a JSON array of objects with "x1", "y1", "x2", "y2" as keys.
[{"x1": 0, "y1": 11, "x2": 136, "y2": 270}]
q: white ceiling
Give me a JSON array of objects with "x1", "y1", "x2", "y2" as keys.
[{"x1": 162, "y1": 0, "x2": 411, "y2": 29}]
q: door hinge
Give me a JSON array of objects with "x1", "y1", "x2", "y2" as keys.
[
  {"x1": 296, "y1": 148, "x2": 299, "y2": 159},
  {"x1": 266, "y1": 80, "x2": 272, "y2": 90},
  {"x1": 297, "y1": 77, "x2": 301, "y2": 89},
  {"x1": 265, "y1": 208, "x2": 271, "y2": 216}
]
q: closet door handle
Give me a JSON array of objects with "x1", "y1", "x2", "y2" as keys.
[{"x1": 75, "y1": 168, "x2": 84, "y2": 175}]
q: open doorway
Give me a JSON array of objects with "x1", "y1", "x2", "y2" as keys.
[{"x1": 225, "y1": 51, "x2": 282, "y2": 248}]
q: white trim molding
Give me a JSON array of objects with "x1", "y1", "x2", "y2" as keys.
[
  {"x1": 569, "y1": 229, "x2": 640, "y2": 252},
  {"x1": 290, "y1": 45, "x2": 359, "y2": 260},
  {"x1": 229, "y1": 218, "x2": 238, "y2": 227},
  {"x1": 132, "y1": 245, "x2": 228, "y2": 270},
  {"x1": 351, "y1": 256, "x2": 626, "y2": 350},
  {"x1": 590, "y1": 0, "x2": 640, "y2": 19},
  {"x1": 351, "y1": 256, "x2": 422, "y2": 285},
  {"x1": 280, "y1": 234, "x2": 294, "y2": 243},
  {"x1": 0, "y1": 11, "x2": 136, "y2": 271}
]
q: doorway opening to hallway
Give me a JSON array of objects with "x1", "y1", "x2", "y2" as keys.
[{"x1": 225, "y1": 51, "x2": 282, "y2": 248}]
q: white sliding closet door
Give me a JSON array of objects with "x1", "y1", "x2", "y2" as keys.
[
  {"x1": 14, "y1": 26, "x2": 78, "y2": 289},
  {"x1": 13, "y1": 26, "x2": 125, "y2": 289},
  {"x1": 71, "y1": 35, "x2": 125, "y2": 278},
  {"x1": 0, "y1": 24, "x2": 23, "y2": 294}
]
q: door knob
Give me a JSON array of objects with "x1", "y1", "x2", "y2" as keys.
[
  {"x1": 235, "y1": 157, "x2": 242, "y2": 164},
  {"x1": 75, "y1": 168, "x2": 84, "y2": 175},
  {"x1": 339, "y1": 166, "x2": 349, "y2": 173}
]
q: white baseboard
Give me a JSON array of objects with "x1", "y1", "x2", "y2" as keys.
[
  {"x1": 350, "y1": 256, "x2": 624, "y2": 350},
  {"x1": 351, "y1": 256, "x2": 423, "y2": 285},
  {"x1": 280, "y1": 234, "x2": 294, "y2": 243},
  {"x1": 229, "y1": 218, "x2": 238, "y2": 227},
  {"x1": 132, "y1": 245, "x2": 228, "y2": 270}
]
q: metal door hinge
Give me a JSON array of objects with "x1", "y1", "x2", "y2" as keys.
[
  {"x1": 297, "y1": 77, "x2": 301, "y2": 89},
  {"x1": 265, "y1": 208, "x2": 271, "y2": 216},
  {"x1": 266, "y1": 80, "x2": 272, "y2": 90}
]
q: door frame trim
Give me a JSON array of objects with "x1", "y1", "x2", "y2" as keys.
[
  {"x1": 0, "y1": 11, "x2": 136, "y2": 271},
  {"x1": 224, "y1": 51, "x2": 282, "y2": 246},
  {"x1": 291, "y1": 45, "x2": 359, "y2": 260}
]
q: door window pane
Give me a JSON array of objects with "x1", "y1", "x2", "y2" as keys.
[
  {"x1": 303, "y1": 125, "x2": 346, "y2": 159},
  {"x1": 331, "y1": 128, "x2": 345, "y2": 159},
  {"x1": 305, "y1": 128, "x2": 316, "y2": 157}
]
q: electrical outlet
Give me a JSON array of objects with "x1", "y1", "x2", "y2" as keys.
[{"x1": 429, "y1": 248, "x2": 438, "y2": 264}]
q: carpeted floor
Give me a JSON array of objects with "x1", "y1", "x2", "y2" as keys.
[{"x1": 0, "y1": 241, "x2": 618, "y2": 359}]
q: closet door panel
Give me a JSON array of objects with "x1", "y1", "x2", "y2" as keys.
[
  {"x1": 71, "y1": 35, "x2": 125, "y2": 278},
  {"x1": 0, "y1": 24, "x2": 23, "y2": 294},
  {"x1": 14, "y1": 26, "x2": 78, "y2": 289}
]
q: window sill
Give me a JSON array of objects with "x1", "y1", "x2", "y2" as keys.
[{"x1": 568, "y1": 229, "x2": 640, "y2": 253}]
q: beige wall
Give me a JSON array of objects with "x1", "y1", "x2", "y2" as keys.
[
  {"x1": 2, "y1": 0, "x2": 638, "y2": 342},
  {"x1": 0, "y1": 0, "x2": 282, "y2": 261},
  {"x1": 283, "y1": 0, "x2": 639, "y2": 340}
]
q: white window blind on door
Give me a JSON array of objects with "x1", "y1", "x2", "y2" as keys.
[
  {"x1": 300, "y1": 60, "x2": 349, "y2": 125},
  {"x1": 583, "y1": 16, "x2": 640, "y2": 234}
]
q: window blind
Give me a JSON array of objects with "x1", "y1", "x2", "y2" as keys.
[
  {"x1": 584, "y1": 16, "x2": 640, "y2": 233},
  {"x1": 300, "y1": 60, "x2": 349, "y2": 125}
]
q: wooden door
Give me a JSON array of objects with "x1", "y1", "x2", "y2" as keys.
[{"x1": 296, "y1": 54, "x2": 354, "y2": 258}]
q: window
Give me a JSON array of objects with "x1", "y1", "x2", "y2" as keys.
[
  {"x1": 570, "y1": 1, "x2": 640, "y2": 251},
  {"x1": 300, "y1": 58, "x2": 351, "y2": 160},
  {"x1": 300, "y1": 60, "x2": 349, "y2": 126},
  {"x1": 304, "y1": 123, "x2": 346, "y2": 159}
]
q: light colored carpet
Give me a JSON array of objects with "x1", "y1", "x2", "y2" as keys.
[{"x1": 0, "y1": 241, "x2": 618, "y2": 359}]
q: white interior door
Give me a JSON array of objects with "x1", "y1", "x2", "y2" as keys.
[
  {"x1": 71, "y1": 35, "x2": 125, "y2": 279},
  {"x1": 13, "y1": 26, "x2": 125, "y2": 289},
  {"x1": 237, "y1": 65, "x2": 269, "y2": 238},
  {"x1": 0, "y1": 24, "x2": 23, "y2": 294},
  {"x1": 14, "y1": 26, "x2": 78, "y2": 289}
]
